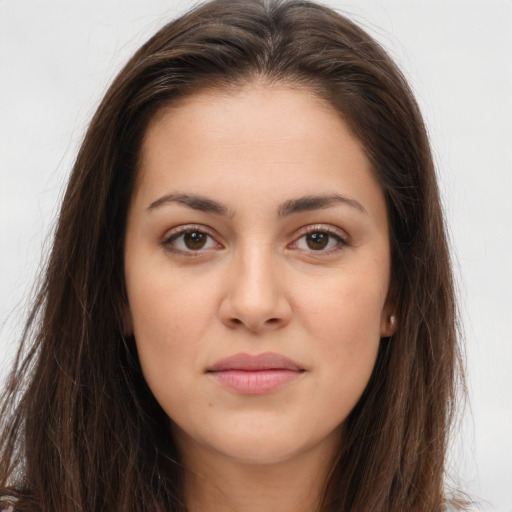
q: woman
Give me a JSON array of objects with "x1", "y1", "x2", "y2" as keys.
[{"x1": 0, "y1": 0, "x2": 465, "y2": 510}]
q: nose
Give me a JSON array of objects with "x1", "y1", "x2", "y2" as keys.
[{"x1": 219, "y1": 245, "x2": 292, "y2": 333}]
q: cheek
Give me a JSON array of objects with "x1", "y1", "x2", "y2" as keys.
[
  {"x1": 295, "y1": 266, "x2": 387, "y2": 393},
  {"x1": 128, "y1": 257, "x2": 217, "y2": 337},
  {"x1": 299, "y1": 272, "x2": 386, "y2": 345},
  {"x1": 125, "y1": 262, "x2": 220, "y2": 393}
]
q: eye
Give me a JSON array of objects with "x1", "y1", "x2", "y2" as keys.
[
  {"x1": 162, "y1": 226, "x2": 220, "y2": 255},
  {"x1": 292, "y1": 227, "x2": 349, "y2": 253}
]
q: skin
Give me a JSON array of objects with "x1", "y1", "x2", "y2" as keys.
[{"x1": 124, "y1": 83, "x2": 396, "y2": 512}]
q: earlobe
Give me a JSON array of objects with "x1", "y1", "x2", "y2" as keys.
[
  {"x1": 381, "y1": 279, "x2": 398, "y2": 338},
  {"x1": 380, "y1": 313, "x2": 397, "y2": 338}
]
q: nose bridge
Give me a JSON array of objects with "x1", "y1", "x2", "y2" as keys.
[
  {"x1": 237, "y1": 240, "x2": 276, "y2": 300},
  {"x1": 220, "y1": 238, "x2": 291, "y2": 332}
]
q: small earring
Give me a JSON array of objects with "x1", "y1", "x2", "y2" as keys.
[
  {"x1": 382, "y1": 314, "x2": 396, "y2": 339},
  {"x1": 387, "y1": 314, "x2": 397, "y2": 336}
]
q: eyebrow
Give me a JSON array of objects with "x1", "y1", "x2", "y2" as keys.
[
  {"x1": 147, "y1": 192, "x2": 367, "y2": 217},
  {"x1": 278, "y1": 194, "x2": 367, "y2": 217},
  {"x1": 147, "y1": 193, "x2": 233, "y2": 217}
]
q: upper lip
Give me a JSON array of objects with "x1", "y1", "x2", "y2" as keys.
[{"x1": 207, "y1": 352, "x2": 304, "y2": 372}]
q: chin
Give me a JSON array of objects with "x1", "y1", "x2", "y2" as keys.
[
  {"x1": 183, "y1": 418, "x2": 342, "y2": 468},
  {"x1": 221, "y1": 439, "x2": 304, "y2": 466}
]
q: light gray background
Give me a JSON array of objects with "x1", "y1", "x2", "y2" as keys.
[{"x1": 1, "y1": 1, "x2": 511, "y2": 510}]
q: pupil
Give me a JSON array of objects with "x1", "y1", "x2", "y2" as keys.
[
  {"x1": 184, "y1": 232, "x2": 206, "y2": 250},
  {"x1": 307, "y1": 232, "x2": 328, "y2": 250}
]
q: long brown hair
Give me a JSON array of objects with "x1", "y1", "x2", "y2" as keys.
[{"x1": 0, "y1": 1, "x2": 464, "y2": 510}]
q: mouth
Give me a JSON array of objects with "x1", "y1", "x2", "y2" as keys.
[{"x1": 206, "y1": 352, "x2": 306, "y2": 395}]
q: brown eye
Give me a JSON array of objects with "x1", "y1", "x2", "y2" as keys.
[
  {"x1": 163, "y1": 227, "x2": 219, "y2": 255},
  {"x1": 183, "y1": 231, "x2": 208, "y2": 250},
  {"x1": 305, "y1": 232, "x2": 329, "y2": 250},
  {"x1": 292, "y1": 228, "x2": 348, "y2": 254}
]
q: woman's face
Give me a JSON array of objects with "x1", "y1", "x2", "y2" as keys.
[{"x1": 124, "y1": 84, "x2": 395, "y2": 466}]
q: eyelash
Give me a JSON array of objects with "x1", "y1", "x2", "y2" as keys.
[
  {"x1": 162, "y1": 225, "x2": 220, "y2": 257},
  {"x1": 161, "y1": 224, "x2": 350, "y2": 257},
  {"x1": 290, "y1": 225, "x2": 350, "y2": 254}
]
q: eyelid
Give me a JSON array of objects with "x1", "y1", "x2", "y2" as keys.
[
  {"x1": 161, "y1": 223, "x2": 350, "y2": 257},
  {"x1": 289, "y1": 224, "x2": 351, "y2": 252},
  {"x1": 295, "y1": 223, "x2": 350, "y2": 239},
  {"x1": 161, "y1": 224, "x2": 223, "y2": 256}
]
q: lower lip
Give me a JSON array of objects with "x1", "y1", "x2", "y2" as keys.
[{"x1": 208, "y1": 369, "x2": 303, "y2": 394}]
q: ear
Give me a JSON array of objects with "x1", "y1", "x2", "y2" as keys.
[
  {"x1": 380, "y1": 309, "x2": 397, "y2": 338},
  {"x1": 380, "y1": 285, "x2": 398, "y2": 338}
]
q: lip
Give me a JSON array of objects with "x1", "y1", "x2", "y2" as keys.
[{"x1": 207, "y1": 352, "x2": 306, "y2": 395}]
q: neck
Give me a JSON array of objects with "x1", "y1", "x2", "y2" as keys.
[{"x1": 179, "y1": 432, "x2": 340, "y2": 512}]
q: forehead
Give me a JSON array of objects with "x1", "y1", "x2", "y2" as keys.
[
  {"x1": 144, "y1": 83, "x2": 347, "y2": 150},
  {"x1": 134, "y1": 83, "x2": 385, "y2": 222}
]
